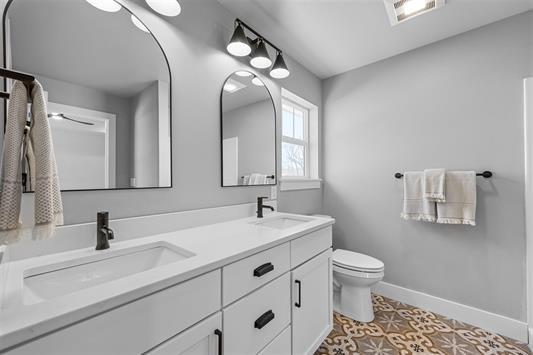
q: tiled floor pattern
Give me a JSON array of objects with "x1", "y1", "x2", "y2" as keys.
[{"x1": 316, "y1": 294, "x2": 531, "y2": 355}]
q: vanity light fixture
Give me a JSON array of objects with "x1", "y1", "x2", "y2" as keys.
[
  {"x1": 227, "y1": 23, "x2": 251, "y2": 57},
  {"x1": 251, "y1": 76, "x2": 265, "y2": 87},
  {"x1": 131, "y1": 15, "x2": 150, "y2": 33},
  {"x1": 250, "y1": 39, "x2": 272, "y2": 69},
  {"x1": 227, "y1": 19, "x2": 290, "y2": 79},
  {"x1": 145, "y1": 0, "x2": 181, "y2": 17},
  {"x1": 269, "y1": 52, "x2": 290, "y2": 79},
  {"x1": 235, "y1": 70, "x2": 253, "y2": 77},
  {"x1": 85, "y1": 0, "x2": 121, "y2": 12},
  {"x1": 383, "y1": 0, "x2": 445, "y2": 26}
]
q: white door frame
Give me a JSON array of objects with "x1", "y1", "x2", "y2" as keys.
[
  {"x1": 524, "y1": 77, "x2": 533, "y2": 349},
  {"x1": 47, "y1": 102, "x2": 117, "y2": 188}
]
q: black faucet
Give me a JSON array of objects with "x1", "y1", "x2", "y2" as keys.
[
  {"x1": 257, "y1": 197, "x2": 274, "y2": 218},
  {"x1": 96, "y1": 211, "x2": 114, "y2": 250}
]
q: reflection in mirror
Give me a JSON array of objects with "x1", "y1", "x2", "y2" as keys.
[
  {"x1": 3, "y1": 0, "x2": 172, "y2": 191},
  {"x1": 221, "y1": 71, "x2": 276, "y2": 187}
]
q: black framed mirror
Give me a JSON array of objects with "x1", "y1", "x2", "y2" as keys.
[
  {"x1": 220, "y1": 71, "x2": 277, "y2": 187},
  {"x1": 2, "y1": 0, "x2": 172, "y2": 191}
]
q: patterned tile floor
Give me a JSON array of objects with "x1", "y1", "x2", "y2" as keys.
[{"x1": 316, "y1": 294, "x2": 531, "y2": 355}]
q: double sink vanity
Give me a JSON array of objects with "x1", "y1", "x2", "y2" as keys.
[{"x1": 0, "y1": 213, "x2": 334, "y2": 354}]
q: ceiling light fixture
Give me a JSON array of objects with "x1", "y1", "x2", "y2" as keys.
[
  {"x1": 145, "y1": 0, "x2": 181, "y2": 17},
  {"x1": 47, "y1": 113, "x2": 94, "y2": 126},
  {"x1": 85, "y1": 0, "x2": 121, "y2": 12},
  {"x1": 131, "y1": 15, "x2": 150, "y2": 33},
  {"x1": 383, "y1": 0, "x2": 445, "y2": 26},
  {"x1": 224, "y1": 78, "x2": 247, "y2": 93},
  {"x1": 404, "y1": 0, "x2": 427, "y2": 16},
  {"x1": 226, "y1": 19, "x2": 290, "y2": 79},
  {"x1": 252, "y1": 76, "x2": 264, "y2": 87}
]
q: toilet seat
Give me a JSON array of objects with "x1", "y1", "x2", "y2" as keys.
[
  {"x1": 333, "y1": 249, "x2": 384, "y2": 273},
  {"x1": 333, "y1": 264, "x2": 384, "y2": 279}
]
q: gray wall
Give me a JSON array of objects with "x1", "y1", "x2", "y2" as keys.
[
  {"x1": 131, "y1": 81, "x2": 159, "y2": 187},
  {"x1": 223, "y1": 99, "x2": 276, "y2": 179},
  {"x1": 33, "y1": 75, "x2": 133, "y2": 188},
  {"x1": 0, "y1": 0, "x2": 323, "y2": 225},
  {"x1": 323, "y1": 12, "x2": 532, "y2": 321}
]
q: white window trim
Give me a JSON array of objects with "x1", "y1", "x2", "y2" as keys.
[{"x1": 280, "y1": 88, "x2": 321, "y2": 191}]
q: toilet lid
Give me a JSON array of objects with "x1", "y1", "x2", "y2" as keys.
[{"x1": 333, "y1": 249, "x2": 384, "y2": 272}]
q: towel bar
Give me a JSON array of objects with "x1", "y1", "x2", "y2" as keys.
[{"x1": 394, "y1": 171, "x2": 493, "y2": 179}]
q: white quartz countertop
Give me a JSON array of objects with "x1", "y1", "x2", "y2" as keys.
[{"x1": 0, "y1": 212, "x2": 334, "y2": 351}]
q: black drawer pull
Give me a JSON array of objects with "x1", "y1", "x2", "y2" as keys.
[
  {"x1": 254, "y1": 310, "x2": 275, "y2": 329},
  {"x1": 214, "y1": 329, "x2": 222, "y2": 355},
  {"x1": 295, "y1": 280, "x2": 302, "y2": 308},
  {"x1": 253, "y1": 262, "x2": 274, "y2": 277}
]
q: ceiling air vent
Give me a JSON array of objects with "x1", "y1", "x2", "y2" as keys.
[{"x1": 384, "y1": 0, "x2": 445, "y2": 26}]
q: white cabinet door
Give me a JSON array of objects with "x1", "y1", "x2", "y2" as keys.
[
  {"x1": 291, "y1": 249, "x2": 333, "y2": 355},
  {"x1": 145, "y1": 312, "x2": 222, "y2": 355}
]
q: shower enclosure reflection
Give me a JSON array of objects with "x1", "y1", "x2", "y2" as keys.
[{"x1": 2, "y1": 0, "x2": 172, "y2": 191}]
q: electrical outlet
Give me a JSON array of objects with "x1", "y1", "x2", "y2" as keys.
[{"x1": 271, "y1": 186, "x2": 277, "y2": 200}]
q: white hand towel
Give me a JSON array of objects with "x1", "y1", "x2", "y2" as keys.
[
  {"x1": 242, "y1": 175, "x2": 250, "y2": 185},
  {"x1": 401, "y1": 171, "x2": 436, "y2": 222},
  {"x1": 255, "y1": 174, "x2": 267, "y2": 185},
  {"x1": 436, "y1": 171, "x2": 476, "y2": 226},
  {"x1": 249, "y1": 173, "x2": 262, "y2": 185},
  {"x1": 29, "y1": 81, "x2": 63, "y2": 238},
  {"x1": 424, "y1": 168, "x2": 446, "y2": 202},
  {"x1": 0, "y1": 81, "x2": 27, "y2": 243}
]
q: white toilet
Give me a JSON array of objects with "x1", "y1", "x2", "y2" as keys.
[{"x1": 333, "y1": 249, "x2": 385, "y2": 322}]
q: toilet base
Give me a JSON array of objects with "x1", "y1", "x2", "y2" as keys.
[{"x1": 336, "y1": 284, "x2": 375, "y2": 322}]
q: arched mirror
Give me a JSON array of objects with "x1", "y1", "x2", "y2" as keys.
[
  {"x1": 2, "y1": 0, "x2": 172, "y2": 191},
  {"x1": 220, "y1": 71, "x2": 276, "y2": 187}
]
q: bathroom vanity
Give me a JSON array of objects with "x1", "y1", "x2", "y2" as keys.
[{"x1": 0, "y1": 213, "x2": 334, "y2": 354}]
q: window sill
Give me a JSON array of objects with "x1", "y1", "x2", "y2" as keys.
[{"x1": 280, "y1": 178, "x2": 322, "y2": 191}]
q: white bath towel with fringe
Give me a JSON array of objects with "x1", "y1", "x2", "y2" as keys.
[
  {"x1": 436, "y1": 171, "x2": 476, "y2": 226},
  {"x1": 423, "y1": 168, "x2": 446, "y2": 202},
  {"x1": 0, "y1": 80, "x2": 63, "y2": 244},
  {"x1": 401, "y1": 171, "x2": 436, "y2": 222}
]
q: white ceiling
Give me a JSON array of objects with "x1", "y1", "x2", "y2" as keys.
[
  {"x1": 8, "y1": 0, "x2": 169, "y2": 98},
  {"x1": 223, "y1": 72, "x2": 271, "y2": 112},
  {"x1": 218, "y1": 0, "x2": 533, "y2": 78}
]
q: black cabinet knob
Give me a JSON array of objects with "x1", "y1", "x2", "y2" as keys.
[
  {"x1": 254, "y1": 310, "x2": 275, "y2": 329},
  {"x1": 253, "y1": 262, "x2": 274, "y2": 277}
]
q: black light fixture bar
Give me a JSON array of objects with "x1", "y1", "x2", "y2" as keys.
[{"x1": 235, "y1": 18, "x2": 282, "y2": 54}]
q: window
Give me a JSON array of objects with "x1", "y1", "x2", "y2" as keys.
[
  {"x1": 282, "y1": 101, "x2": 309, "y2": 177},
  {"x1": 281, "y1": 88, "x2": 321, "y2": 191}
]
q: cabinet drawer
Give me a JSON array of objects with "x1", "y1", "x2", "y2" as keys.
[
  {"x1": 257, "y1": 326, "x2": 291, "y2": 355},
  {"x1": 291, "y1": 226, "x2": 332, "y2": 268},
  {"x1": 223, "y1": 243, "x2": 290, "y2": 305},
  {"x1": 7, "y1": 270, "x2": 222, "y2": 355},
  {"x1": 223, "y1": 273, "x2": 290, "y2": 355},
  {"x1": 145, "y1": 312, "x2": 222, "y2": 355}
]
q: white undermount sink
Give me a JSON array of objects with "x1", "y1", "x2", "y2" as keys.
[
  {"x1": 22, "y1": 242, "x2": 194, "y2": 305},
  {"x1": 253, "y1": 216, "x2": 312, "y2": 230}
]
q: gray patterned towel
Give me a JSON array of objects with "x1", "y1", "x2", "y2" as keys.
[{"x1": 0, "y1": 80, "x2": 63, "y2": 244}]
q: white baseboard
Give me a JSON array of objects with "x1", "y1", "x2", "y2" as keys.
[
  {"x1": 374, "y1": 281, "x2": 528, "y2": 343},
  {"x1": 529, "y1": 327, "x2": 532, "y2": 350}
]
